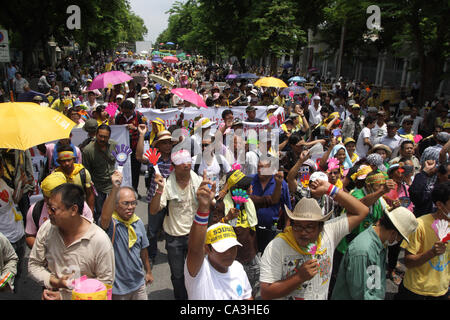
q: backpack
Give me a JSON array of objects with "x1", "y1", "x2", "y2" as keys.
[
  {"x1": 33, "y1": 169, "x2": 87, "y2": 229},
  {"x1": 32, "y1": 199, "x2": 46, "y2": 230}
]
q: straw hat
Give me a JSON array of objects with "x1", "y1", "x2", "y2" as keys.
[
  {"x1": 369, "y1": 144, "x2": 392, "y2": 158},
  {"x1": 284, "y1": 198, "x2": 333, "y2": 222},
  {"x1": 155, "y1": 130, "x2": 173, "y2": 144},
  {"x1": 384, "y1": 207, "x2": 418, "y2": 243}
]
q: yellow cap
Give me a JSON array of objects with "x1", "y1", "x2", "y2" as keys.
[{"x1": 40, "y1": 172, "x2": 67, "y2": 197}]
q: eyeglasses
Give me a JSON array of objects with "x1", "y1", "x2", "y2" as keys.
[
  {"x1": 329, "y1": 171, "x2": 340, "y2": 176},
  {"x1": 291, "y1": 224, "x2": 317, "y2": 233},
  {"x1": 120, "y1": 200, "x2": 138, "y2": 207}
]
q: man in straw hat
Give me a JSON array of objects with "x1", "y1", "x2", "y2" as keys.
[
  {"x1": 184, "y1": 171, "x2": 253, "y2": 300},
  {"x1": 259, "y1": 178, "x2": 369, "y2": 300},
  {"x1": 331, "y1": 207, "x2": 418, "y2": 299}
]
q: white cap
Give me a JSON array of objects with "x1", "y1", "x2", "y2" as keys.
[
  {"x1": 309, "y1": 171, "x2": 329, "y2": 182},
  {"x1": 205, "y1": 223, "x2": 242, "y2": 253}
]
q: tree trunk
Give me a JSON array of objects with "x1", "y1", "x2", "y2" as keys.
[{"x1": 419, "y1": 53, "x2": 443, "y2": 105}]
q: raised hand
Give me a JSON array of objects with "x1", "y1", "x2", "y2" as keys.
[
  {"x1": 111, "y1": 170, "x2": 123, "y2": 188},
  {"x1": 154, "y1": 174, "x2": 165, "y2": 191},
  {"x1": 138, "y1": 124, "x2": 148, "y2": 136},
  {"x1": 309, "y1": 179, "x2": 332, "y2": 198}
]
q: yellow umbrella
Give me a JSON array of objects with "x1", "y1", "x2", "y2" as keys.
[
  {"x1": 254, "y1": 77, "x2": 288, "y2": 88},
  {"x1": 148, "y1": 74, "x2": 173, "y2": 88},
  {"x1": 0, "y1": 102, "x2": 76, "y2": 150}
]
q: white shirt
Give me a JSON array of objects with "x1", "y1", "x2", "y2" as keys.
[
  {"x1": 0, "y1": 179, "x2": 25, "y2": 243},
  {"x1": 184, "y1": 256, "x2": 252, "y2": 300},
  {"x1": 378, "y1": 135, "x2": 404, "y2": 155},
  {"x1": 371, "y1": 122, "x2": 387, "y2": 142},
  {"x1": 192, "y1": 154, "x2": 231, "y2": 193},
  {"x1": 308, "y1": 104, "x2": 322, "y2": 126},
  {"x1": 356, "y1": 127, "x2": 372, "y2": 158},
  {"x1": 260, "y1": 214, "x2": 349, "y2": 300}
]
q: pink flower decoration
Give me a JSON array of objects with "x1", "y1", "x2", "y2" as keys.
[{"x1": 327, "y1": 157, "x2": 340, "y2": 171}]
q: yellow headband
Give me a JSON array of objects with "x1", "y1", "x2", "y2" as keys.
[
  {"x1": 205, "y1": 224, "x2": 237, "y2": 245},
  {"x1": 57, "y1": 151, "x2": 75, "y2": 161},
  {"x1": 227, "y1": 170, "x2": 245, "y2": 188}
]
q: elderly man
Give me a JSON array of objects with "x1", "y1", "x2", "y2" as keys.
[
  {"x1": 259, "y1": 179, "x2": 369, "y2": 300},
  {"x1": 28, "y1": 183, "x2": 115, "y2": 300},
  {"x1": 150, "y1": 149, "x2": 203, "y2": 300},
  {"x1": 82, "y1": 124, "x2": 118, "y2": 223},
  {"x1": 100, "y1": 171, "x2": 153, "y2": 300}
]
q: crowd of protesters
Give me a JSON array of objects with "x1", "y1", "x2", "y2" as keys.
[{"x1": 0, "y1": 51, "x2": 449, "y2": 301}]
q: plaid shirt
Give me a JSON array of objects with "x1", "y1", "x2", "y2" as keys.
[
  {"x1": 114, "y1": 111, "x2": 146, "y2": 150},
  {"x1": 146, "y1": 157, "x2": 173, "y2": 202}
]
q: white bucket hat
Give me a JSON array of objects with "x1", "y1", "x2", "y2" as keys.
[{"x1": 384, "y1": 207, "x2": 418, "y2": 243}]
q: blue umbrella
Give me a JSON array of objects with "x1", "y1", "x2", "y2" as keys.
[
  {"x1": 17, "y1": 90, "x2": 48, "y2": 103},
  {"x1": 282, "y1": 62, "x2": 293, "y2": 69},
  {"x1": 225, "y1": 74, "x2": 237, "y2": 80},
  {"x1": 281, "y1": 85, "x2": 308, "y2": 96},
  {"x1": 152, "y1": 57, "x2": 163, "y2": 63},
  {"x1": 236, "y1": 73, "x2": 259, "y2": 79},
  {"x1": 132, "y1": 60, "x2": 151, "y2": 67},
  {"x1": 166, "y1": 42, "x2": 175, "y2": 45},
  {"x1": 288, "y1": 76, "x2": 307, "y2": 83}
]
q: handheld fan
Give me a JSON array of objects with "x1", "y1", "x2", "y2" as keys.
[
  {"x1": 112, "y1": 144, "x2": 132, "y2": 173},
  {"x1": 145, "y1": 148, "x2": 162, "y2": 175},
  {"x1": 305, "y1": 242, "x2": 318, "y2": 259},
  {"x1": 230, "y1": 188, "x2": 249, "y2": 227},
  {"x1": 231, "y1": 188, "x2": 249, "y2": 210},
  {"x1": 105, "y1": 102, "x2": 119, "y2": 118},
  {"x1": 431, "y1": 219, "x2": 450, "y2": 262}
]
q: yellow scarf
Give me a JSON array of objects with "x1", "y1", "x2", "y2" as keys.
[
  {"x1": 112, "y1": 211, "x2": 140, "y2": 249},
  {"x1": 55, "y1": 163, "x2": 84, "y2": 183},
  {"x1": 276, "y1": 226, "x2": 327, "y2": 256}
]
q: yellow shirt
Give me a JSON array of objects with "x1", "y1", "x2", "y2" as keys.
[
  {"x1": 55, "y1": 164, "x2": 92, "y2": 190},
  {"x1": 401, "y1": 214, "x2": 450, "y2": 297}
]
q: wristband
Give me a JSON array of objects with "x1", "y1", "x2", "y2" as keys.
[
  {"x1": 155, "y1": 189, "x2": 163, "y2": 195},
  {"x1": 327, "y1": 185, "x2": 339, "y2": 199},
  {"x1": 194, "y1": 210, "x2": 210, "y2": 226}
]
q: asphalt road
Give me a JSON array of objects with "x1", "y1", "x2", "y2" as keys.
[{"x1": 0, "y1": 175, "x2": 402, "y2": 300}]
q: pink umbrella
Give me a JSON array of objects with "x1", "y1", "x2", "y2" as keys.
[
  {"x1": 171, "y1": 88, "x2": 207, "y2": 108},
  {"x1": 163, "y1": 56, "x2": 179, "y2": 63},
  {"x1": 88, "y1": 71, "x2": 133, "y2": 90}
]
